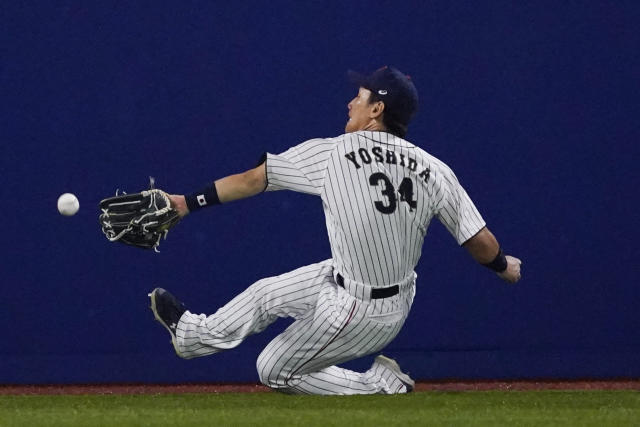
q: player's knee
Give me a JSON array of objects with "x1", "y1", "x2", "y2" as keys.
[
  {"x1": 256, "y1": 350, "x2": 288, "y2": 389},
  {"x1": 256, "y1": 351, "x2": 276, "y2": 385}
]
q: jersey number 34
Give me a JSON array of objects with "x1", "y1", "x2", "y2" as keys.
[{"x1": 369, "y1": 172, "x2": 417, "y2": 214}]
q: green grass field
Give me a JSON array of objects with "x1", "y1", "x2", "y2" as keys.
[{"x1": 1, "y1": 391, "x2": 639, "y2": 426}]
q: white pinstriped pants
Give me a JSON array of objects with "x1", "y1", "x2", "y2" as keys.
[{"x1": 175, "y1": 259, "x2": 416, "y2": 395}]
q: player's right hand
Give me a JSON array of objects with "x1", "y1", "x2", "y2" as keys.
[
  {"x1": 497, "y1": 255, "x2": 522, "y2": 284},
  {"x1": 169, "y1": 194, "x2": 190, "y2": 217}
]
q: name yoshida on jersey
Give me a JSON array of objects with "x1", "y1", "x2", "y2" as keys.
[{"x1": 265, "y1": 131, "x2": 486, "y2": 287}]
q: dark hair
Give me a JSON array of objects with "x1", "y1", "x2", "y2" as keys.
[{"x1": 367, "y1": 92, "x2": 409, "y2": 138}]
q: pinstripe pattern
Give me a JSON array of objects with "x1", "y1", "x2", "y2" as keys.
[
  {"x1": 267, "y1": 131, "x2": 486, "y2": 286},
  {"x1": 175, "y1": 131, "x2": 485, "y2": 394},
  {"x1": 176, "y1": 259, "x2": 415, "y2": 394}
]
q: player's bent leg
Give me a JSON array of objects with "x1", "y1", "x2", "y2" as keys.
[
  {"x1": 256, "y1": 281, "x2": 416, "y2": 395},
  {"x1": 171, "y1": 260, "x2": 334, "y2": 359}
]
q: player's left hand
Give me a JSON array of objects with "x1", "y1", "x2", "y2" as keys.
[
  {"x1": 98, "y1": 189, "x2": 182, "y2": 251},
  {"x1": 497, "y1": 255, "x2": 522, "y2": 284},
  {"x1": 169, "y1": 194, "x2": 190, "y2": 217}
]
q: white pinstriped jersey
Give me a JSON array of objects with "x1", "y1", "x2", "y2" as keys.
[
  {"x1": 173, "y1": 130, "x2": 485, "y2": 395},
  {"x1": 265, "y1": 130, "x2": 486, "y2": 287}
]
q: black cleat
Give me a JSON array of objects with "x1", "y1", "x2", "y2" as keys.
[
  {"x1": 375, "y1": 355, "x2": 415, "y2": 393},
  {"x1": 149, "y1": 288, "x2": 187, "y2": 358}
]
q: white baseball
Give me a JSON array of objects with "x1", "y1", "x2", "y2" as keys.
[{"x1": 57, "y1": 193, "x2": 80, "y2": 216}]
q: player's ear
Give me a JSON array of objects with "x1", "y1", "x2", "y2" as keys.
[{"x1": 369, "y1": 101, "x2": 385, "y2": 119}]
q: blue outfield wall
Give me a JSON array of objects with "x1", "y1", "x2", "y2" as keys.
[{"x1": 2, "y1": 2, "x2": 639, "y2": 384}]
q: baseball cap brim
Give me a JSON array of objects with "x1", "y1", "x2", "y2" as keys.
[{"x1": 347, "y1": 70, "x2": 370, "y2": 89}]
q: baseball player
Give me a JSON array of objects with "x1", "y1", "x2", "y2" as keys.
[{"x1": 149, "y1": 66, "x2": 522, "y2": 395}]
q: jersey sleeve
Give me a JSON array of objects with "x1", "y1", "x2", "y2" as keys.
[
  {"x1": 435, "y1": 169, "x2": 487, "y2": 245},
  {"x1": 264, "y1": 138, "x2": 336, "y2": 195}
]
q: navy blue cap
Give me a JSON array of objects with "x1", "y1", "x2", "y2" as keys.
[{"x1": 348, "y1": 66, "x2": 419, "y2": 126}]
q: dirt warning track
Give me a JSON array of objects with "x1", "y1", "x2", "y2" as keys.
[{"x1": 1, "y1": 380, "x2": 639, "y2": 395}]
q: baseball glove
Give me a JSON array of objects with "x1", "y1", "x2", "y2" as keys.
[{"x1": 99, "y1": 188, "x2": 181, "y2": 252}]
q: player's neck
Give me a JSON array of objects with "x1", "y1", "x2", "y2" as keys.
[{"x1": 359, "y1": 120, "x2": 387, "y2": 133}]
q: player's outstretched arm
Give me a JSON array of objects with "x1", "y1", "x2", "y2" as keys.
[
  {"x1": 463, "y1": 227, "x2": 522, "y2": 284},
  {"x1": 169, "y1": 163, "x2": 267, "y2": 217}
]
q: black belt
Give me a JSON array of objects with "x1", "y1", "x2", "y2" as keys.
[{"x1": 336, "y1": 274, "x2": 399, "y2": 299}]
